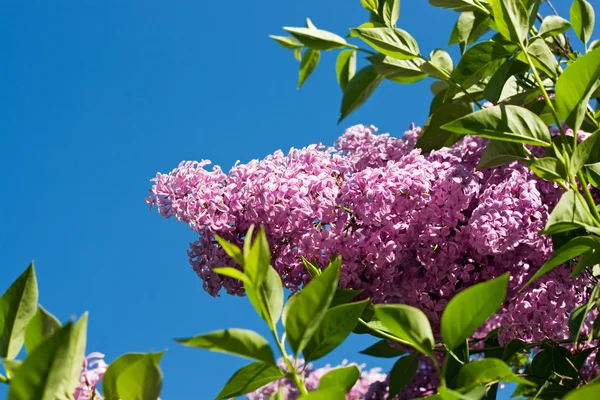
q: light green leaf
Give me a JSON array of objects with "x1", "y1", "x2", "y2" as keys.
[
  {"x1": 361, "y1": 0, "x2": 380, "y2": 12},
  {"x1": 522, "y1": 236, "x2": 600, "y2": 288},
  {"x1": 269, "y1": 35, "x2": 302, "y2": 50},
  {"x1": 244, "y1": 226, "x2": 270, "y2": 287},
  {"x1": 176, "y1": 328, "x2": 275, "y2": 365},
  {"x1": 525, "y1": 157, "x2": 567, "y2": 182},
  {"x1": 66, "y1": 313, "x2": 88, "y2": 391},
  {"x1": 301, "y1": 257, "x2": 321, "y2": 278},
  {"x1": 382, "y1": 0, "x2": 400, "y2": 27},
  {"x1": 438, "y1": 386, "x2": 487, "y2": 400},
  {"x1": 339, "y1": 65, "x2": 384, "y2": 122},
  {"x1": 564, "y1": 384, "x2": 600, "y2": 400},
  {"x1": 483, "y1": 59, "x2": 527, "y2": 105},
  {"x1": 102, "y1": 352, "x2": 164, "y2": 400},
  {"x1": 24, "y1": 305, "x2": 61, "y2": 354},
  {"x1": 571, "y1": 246, "x2": 600, "y2": 277},
  {"x1": 298, "y1": 49, "x2": 320, "y2": 89},
  {"x1": 214, "y1": 235, "x2": 244, "y2": 266},
  {"x1": 303, "y1": 300, "x2": 369, "y2": 361},
  {"x1": 416, "y1": 102, "x2": 474, "y2": 152},
  {"x1": 571, "y1": 0, "x2": 595, "y2": 46},
  {"x1": 283, "y1": 27, "x2": 347, "y2": 51},
  {"x1": 269, "y1": 387, "x2": 286, "y2": 400},
  {"x1": 449, "y1": 41, "x2": 510, "y2": 94},
  {"x1": 542, "y1": 190, "x2": 600, "y2": 235},
  {"x1": 539, "y1": 16, "x2": 571, "y2": 38},
  {"x1": 283, "y1": 259, "x2": 340, "y2": 354},
  {"x1": 441, "y1": 104, "x2": 552, "y2": 146},
  {"x1": 246, "y1": 264, "x2": 284, "y2": 329},
  {"x1": 428, "y1": 0, "x2": 484, "y2": 12},
  {"x1": 492, "y1": 0, "x2": 529, "y2": 44},
  {"x1": 449, "y1": 11, "x2": 491, "y2": 54},
  {"x1": 306, "y1": 18, "x2": 317, "y2": 30},
  {"x1": 336, "y1": 50, "x2": 357, "y2": 92},
  {"x1": 213, "y1": 267, "x2": 250, "y2": 285},
  {"x1": 319, "y1": 365, "x2": 360, "y2": 392},
  {"x1": 215, "y1": 362, "x2": 284, "y2": 400},
  {"x1": 368, "y1": 55, "x2": 428, "y2": 84},
  {"x1": 298, "y1": 389, "x2": 347, "y2": 400},
  {"x1": 441, "y1": 274, "x2": 508, "y2": 350},
  {"x1": 0, "y1": 263, "x2": 38, "y2": 360},
  {"x1": 457, "y1": 359, "x2": 533, "y2": 388},
  {"x1": 571, "y1": 129, "x2": 600, "y2": 174},
  {"x1": 374, "y1": 304, "x2": 434, "y2": 356},
  {"x1": 555, "y1": 47, "x2": 600, "y2": 132},
  {"x1": 420, "y1": 49, "x2": 454, "y2": 79},
  {"x1": 477, "y1": 140, "x2": 526, "y2": 169},
  {"x1": 523, "y1": 38, "x2": 557, "y2": 77},
  {"x1": 349, "y1": 27, "x2": 419, "y2": 60},
  {"x1": 389, "y1": 355, "x2": 419, "y2": 398}
]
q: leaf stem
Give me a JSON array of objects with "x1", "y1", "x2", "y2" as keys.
[
  {"x1": 272, "y1": 331, "x2": 308, "y2": 395},
  {"x1": 578, "y1": 171, "x2": 600, "y2": 224}
]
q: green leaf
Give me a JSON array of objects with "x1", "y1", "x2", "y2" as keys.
[
  {"x1": 492, "y1": 0, "x2": 529, "y2": 44},
  {"x1": 522, "y1": 235, "x2": 600, "y2": 288},
  {"x1": 483, "y1": 59, "x2": 527, "y2": 104},
  {"x1": 389, "y1": 355, "x2": 419, "y2": 398},
  {"x1": 359, "y1": 339, "x2": 405, "y2": 358},
  {"x1": 542, "y1": 190, "x2": 600, "y2": 235},
  {"x1": 349, "y1": 27, "x2": 419, "y2": 60},
  {"x1": 568, "y1": 304, "x2": 588, "y2": 341},
  {"x1": 449, "y1": 11, "x2": 491, "y2": 54},
  {"x1": 477, "y1": 140, "x2": 526, "y2": 169},
  {"x1": 269, "y1": 387, "x2": 285, "y2": 400},
  {"x1": 215, "y1": 362, "x2": 284, "y2": 400},
  {"x1": 283, "y1": 259, "x2": 340, "y2": 355},
  {"x1": 571, "y1": 245, "x2": 600, "y2": 277},
  {"x1": 420, "y1": 49, "x2": 454, "y2": 79},
  {"x1": 244, "y1": 226, "x2": 270, "y2": 287},
  {"x1": 438, "y1": 386, "x2": 487, "y2": 400},
  {"x1": 374, "y1": 304, "x2": 434, "y2": 356},
  {"x1": 246, "y1": 264, "x2": 284, "y2": 329},
  {"x1": 368, "y1": 55, "x2": 428, "y2": 84},
  {"x1": 441, "y1": 274, "x2": 508, "y2": 350},
  {"x1": 456, "y1": 359, "x2": 533, "y2": 388},
  {"x1": 176, "y1": 328, "x2": 275, "y2": 365},
  {"x1": 449, "y1": 41, "x2": 511, "y2": 94},
  {"x1": 102, "y1": 352, "x2": 163, "y2": 400},
  {"x1": 336, "y1": 50, "x2": 356, "y2": 92},
  {"x1": 213, "y1": 267, "x2": 250, "y2": 285},
  {"x1": 539, "y1": 16, "x2": 571, "y2": 38},
  {"x1": 523, "y1": 38, "x2": 557, "y2": 78},
  {"x1": 298, "y1": 48, "x2": 320, "y2": 89},
  {"x1": 298, "y1": 389, "x2": 347, "y2": 400},
  {"x1": 571, "y1": 130, "x2": 600, "y2": 174},
  {"x1": 214, "y1": 235, "x2": 244, "y2": 266},
  {"x1": 8, "y1": 318, "x2": 88, "y2": 400},
  {"x1": 555, "y1": 47, "x2": 600, "y2": 132},
  {"x1": 301, "y1": 257, "x2": 321, "y2": 278},
  {"x1": 531, "y1": 346, "x2": 578, "y2": 381},
  {"x1": 502, "y1": 339, "x2": 527, "y2": 361},
  {"x1": 303, "y1": 300, "x2": 369, "y2": 361},
  {"x1": 24, "y1": 305, "x2": 61, "y2": 354},
  {"x1": 416, "y1": 102, "x2": 474, "y2": 152},
  {"x1": 382, "y1": 0, "x2": 400, "y2": 27},
  {"x1": 283, "y1": 27, "x2": 347, "y2": 51},
  {"x1": 428, "y1": 0, "x2": 483, "y2": 12},
  {"x1": 571, "y1": 0, "x2": 595, "y2": 46},
  {"x1": 269, "y1": 35, "x2": 302, "y2": 50},
  {"x1": 1, "y1": 359, "x2": 21, "y2": 379},
  {"x1": 306, "y1": 18, "x2": 317, "y2": 30},
  {"x1": 564, "y1": 384, "x2": 600, "y2": 400},
  {"x1": 319, "y1": 365, "x2": 360, "y2": 392},
  {"x1": 361, "y1": 0, "x2": 380, "y2": 12},
  {"x1": 441, "y1": 104, "x2": 552, "y2": 146},
  {"x1": 0, "y1": 263, "x2": 38, "y2": 360},
  {"x1": 338, "y1": 65, "x2": 384, "y2": 122},
  {"x1": 329, "y1": 288, "x2": 362, "y2": 308},
  {"x1": 525, "y1": 157, "x2": 567, "y2": 182}
]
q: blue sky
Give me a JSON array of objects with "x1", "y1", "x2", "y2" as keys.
[{"x1": 0, "y1": 1, "x2": 573, "y2": 399}]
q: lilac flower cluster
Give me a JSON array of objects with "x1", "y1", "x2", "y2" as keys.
[
  {"x1": 147, "y1": 124, "x2": 597, "y2": 393},
  {"x1": 74, "y1": 353, "x2": 108, "y2": 400}
]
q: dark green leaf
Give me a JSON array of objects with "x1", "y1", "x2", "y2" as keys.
[
  {"x1": 483, "y1": 59, "x2": 526, "y2": 105},
  {"x1": 24, "y1": 305, "x2": 61, "y2": 354},
  {"x1": 215, "y1": 362, "x2": 284, "y2": 400},
  {"x1": 449, "y1": 41, "x2": 511, "y2": 94},
  {"x1": 573, "y1": 347, "x2": 596, "y2": 371},
  {"x1": 374, "y1": 304, "x2": 434, "y2": 356},
  {"x1": 571, "y1": 246, "x2": 600, "y2": 277},
  {"x1": 477, "y1": 140, "x2": 526, "y2": 169},
  {"x1": 102, "y1": 352, "x2": 164, "y2": 400},
  {"x1": 525, "y1": 157, "x2": 567, "y2": 182},
  {"x1": 441, "y1": 104, "x2": 552, "y2": 146},
  {"x1": 441, "y1": 274, "x2": 509, "y2": 350},
  {"x1": 336, "y1": 50, "x2": 356, "y2": 92},
  {"x1": 319, "y1": 365, "x2": 360, "y2": 392},
  {"x1": 176, "y1": 328, "x2": 275, "y2": 365},
  {"x1": 298, "y1": 49, "x2": 320, "y2": 89},
  {"x1": 269, "y1": 35, "x2": 302, "y2": 50},
  {"x1": 523, "y1": 38, "x2": 557, "y2": 78},
  {"x1": 571, "y1": 0, "x2": 595, "y2": 46},
  {"x1": 329, "y1": 288, "x2": 362, "y2": 308},
  {"x1": 283, "y1": 27, "x2": 347, "y2": 50},
  {"x1": 542, "y1": 190, "x2": 600, "y2": 235},
  {"x1": 0, "y1": 264, "x2": 38, "y2": 360},
  {"x1": 571, "y1": 130, "x2": 600, "y2": 174},
  {"x1": 283, "y1": 259, "x2": 340, "y2": 354},
  {"x1": 368, "y1": 55, "x2": 428, "y2": 84},
  {"x1": 502, "y1": 339, "x2": 527, "y2": 361},
  {"x1": 389, "y1": 355, "x2": 419, "y2": 398},
  {"x1": 359, "y1": 339, "x2": 405, "y2": 358},
  {"x1": 531, "y1": 346, "x2": 578, "y2": 381},
  {"x1": 416, "y1": 102, "x2": 473, "y2": 152},
  {"x1": 449, "y1": 11, "x2": 491, "y2": 54},
  {"x1": 456, "y1": 359, "x2": 534, "y2": 388},
  {"x1": 349, "y1": 27, "x2": 419, "y2": 60},
  {"x1": 492, "y1": 0, "x2": 529, "y2": 44},
  {"x1": 339, "y1": 65, "x2": 384, "y2": 122},
  {"x1": 303, "y1": 300, "x2": 369, "y2": 361},
  {"x1": 568, "y1": 304, "x2": 588, "y2": 341},
  {"x1": 539, "y1": 16, "x2": 571, "y2": 38},
  {"x1": 445, "y1": 341, "x2": 469, "y2": 389},
  {"x1": 555, "y1": 47, "x2": 600, "y2": 132},
  {"x1": 523, "y1": 235, "x2": 600, "y2": 288},
  {"x1": 382, "y1": 0, "x2": 400, "y2": 27}
]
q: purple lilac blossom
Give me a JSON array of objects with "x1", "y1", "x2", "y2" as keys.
[
  {"x1": 147, "y1": 124, "x2": 599, "y2": 394},
  {"x1": 74, "y1": 352, "x2": 108, "y2": 400}
]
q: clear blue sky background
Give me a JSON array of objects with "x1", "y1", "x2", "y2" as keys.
[{"x1": 0, "y1": 1, "x2": 573, "y2": 399}]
